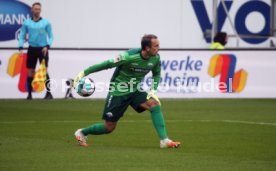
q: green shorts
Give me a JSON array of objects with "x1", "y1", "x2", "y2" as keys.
[{"x1": 102, "y1": 90, "x2": 148, "y2": 122}]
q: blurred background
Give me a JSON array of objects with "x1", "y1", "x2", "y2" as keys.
[
  {"x1": 0, "y1": 0, "x2": 276, "y2": 99},
  {"x1": 1, "y1": 1, "x2": 276, "y2": 170}
]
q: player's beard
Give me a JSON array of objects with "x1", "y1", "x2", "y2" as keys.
[
  {"x1": 33, "y1": 13, "x2": 40, "y2": 18},
  {"x1": 151, "y1": 50, "x2": 158, "y2": 56}
]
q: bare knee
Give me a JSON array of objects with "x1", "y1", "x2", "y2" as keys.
[
  {"x1": 104, "y1": 121, "x2": 117, "y2": 133},
  {"x1": 28, "y1": 69, "x2": 35, "y2": 77},
  {"x1": 140, "y1": 99, "x2": 160, "y2": 110}
]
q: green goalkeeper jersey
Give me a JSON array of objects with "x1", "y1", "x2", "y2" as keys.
[{"x1": 84, "y1": 48, "x2": 161, "y2": 96}]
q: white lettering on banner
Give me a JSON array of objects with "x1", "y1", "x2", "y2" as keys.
[{"x1": 0, "y1": 14, "x2": 30, "y2": 25}]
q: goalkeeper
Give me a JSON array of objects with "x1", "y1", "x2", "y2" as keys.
[{"x1": 73, "y1": 34, "x2": 180, "y2": 148}]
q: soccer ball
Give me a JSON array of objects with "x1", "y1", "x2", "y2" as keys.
[{"x1": 76, "y1": 78, "x2": 95, "y2": 97}]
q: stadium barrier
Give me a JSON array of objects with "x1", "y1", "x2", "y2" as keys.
[{"x1": 0, "y1": 49, "x2": 275, "y2": 98}]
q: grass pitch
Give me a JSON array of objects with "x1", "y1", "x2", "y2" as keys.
[{"x1": 0, "y1": 99, "x2": 276, "y2": 171}]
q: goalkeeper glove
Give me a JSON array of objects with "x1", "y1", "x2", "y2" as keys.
[
  {"x1": 73, "y1": 71, "x2": 85, "y2": 88},
  {"x1": 147, "y1": 90, "x2": 161, "y2": 105}
]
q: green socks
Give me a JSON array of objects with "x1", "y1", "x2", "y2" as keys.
[
  {"x1": 82, "y1": 123, "x2": 107, "y2": 135},
  {"x1": 81, "y1": 105, "x2": 167, "y2": 139},
  {"x1": 150, "y1": 105, "x2": 168, "y2": 139}
]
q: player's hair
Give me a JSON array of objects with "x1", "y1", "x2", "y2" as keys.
[
  {"x1": 141, "y1": 34, "x2": 158, "y2": 50},
  {"x1": 214, "y1": 32, "x2": 227, "y2": 45},
  {"x1": 32, "y1": 2, "x2": 41, "y2": 7}
]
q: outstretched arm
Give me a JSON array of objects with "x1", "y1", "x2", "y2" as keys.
[
  {"x1": 84, "y1": 56, "x2": 124, "y2": 75},
  {"x1": 73, "y1": 52, "x2": 129, "y2": 88}
]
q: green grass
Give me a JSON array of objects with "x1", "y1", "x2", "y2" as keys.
[{"x1": 0, "y1": 99, "x2": 276, "y2": 171}]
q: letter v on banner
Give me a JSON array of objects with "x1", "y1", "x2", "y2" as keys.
[{"x1": 191, "y1": 0, "x2": 233, "y2": 43}]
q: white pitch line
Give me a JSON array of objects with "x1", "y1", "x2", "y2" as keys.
[
  {"x1": 0, "y1": 120, "x2": 276, "y2": 126},
  {"x1": 221, "y1": 120, "x2": 276, "y2": 126}
]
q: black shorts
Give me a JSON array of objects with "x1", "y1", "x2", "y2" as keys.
[
  {"x1": 27, "y1": 46, "x2": 49, "y2": 69},
  {"x1": 102, "y1": 91, "x2": 148, "y2": 122}
]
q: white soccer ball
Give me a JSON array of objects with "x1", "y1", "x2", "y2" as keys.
[{"x1": 76, "y1": 78, "x2": 95, "y2": 97}]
